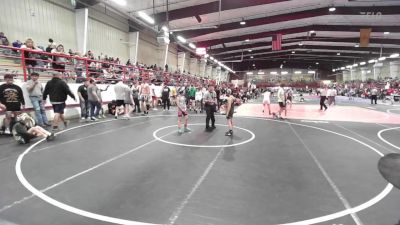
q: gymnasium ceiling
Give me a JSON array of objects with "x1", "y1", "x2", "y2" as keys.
[{"x1": 96, "y1": 0, "x2": 400, "y2": 72}]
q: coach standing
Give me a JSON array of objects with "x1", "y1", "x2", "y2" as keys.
[{"x1": 203, "y1": 85, "x2": 217, "y2": 131}]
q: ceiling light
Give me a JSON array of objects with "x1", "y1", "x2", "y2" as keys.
[
  {"x1": 368, "y1": 59, "x2": 376, "y2": 63},
  {"x1": 281, "y1": 71, "x2": 288, "y2": 75},
  {"x1": 353, "y1": 64, "x2": 358, "y2": 67},
  {"x1": 341, "y1": 67, "x2": 345, "y2": 70},
  {"x1": 270, "y1": 71, "x2": 278, "y2": 75},
  {"x1": 258, "y1": 71, "x2": 265, "y2": 75},
  {"x1": 161, "y1": 26, "x2": 169, "y2": 32},
  {"x1": 204, "y1": 54, "x2": 209, "y2": 58},
  {"x1": 299, "y1": 43, "x2": 303, "y2": 46},
  {"x1": 111, "y1": 0, "x2": 127, "y2": 6},
  {"x1": 189, "y1": 43, "x2": 196, "y2": 49},
  {"x1": 253, "y1": 64, "x2": 256, "y2": 66},
  {"x1": 359, "y1": 62, "x2": 366, "y2": 65},
  {"x1": 240, "y1": 21, "x2": 246, "y2": 25},
  {"x1": 246, "y1": 72, "x2": 253, "y2": 75},
  {"x1": 250, "y1": 56, "x2": 254, "y2": 59},
  {"x1": 210, "y1": 56, "x2": 214, "y2": 60},
  {"x1": 218, "y1": 62, "x2": 222, "y2": 66},
  {"x1": 315, "y1": 62, "x2": 319, "y2": 65},
  {"x1": 213, "y1": 59, "x2": 218, "y2": 63},
  {"x1": 310, "y1": 30, "x2": 315, "y2": 34},
  {"x1": 177, "y1": 35, "x2": 187, "y2": 43},
  {"x1": 329, "y1": 7, "x2": 336, "y2": 12},
  {"x1": 292, "y1": 51, "x2": 295, "y2": 54},
  {"x1": 384, "y1": 32, "x2": 390, "y2": 35},
  {"x1": 245, "y1": 39, "x2": 250, "y2": 42},
  {"x1": 248, "y1": 49, "x2": 252, "y2": 52},
  {"x1": 332, "y1": 69, "x2": 336, "y2": 72},
  {"x1": 346, "y1": 65, "x2": 352, "y2": 68},
  {"x1": 138, "y1": 11, "x2": 155, "y2": 24},
  {"x1": 367, "y1": 70, "x2": 371, "y2": 74},
  {"x1": 337, "y1": 53, "x2": 341, "y2": 55},
  {"x1": 294, "y1": 71, "x2": 302, "y2": 74},
  {"x1": 390, "y1": 53, "x2": 399, "y2": 58},
  {"x1": 308, "y1": 71, "x2": 316, "y2": 74},
  {"x1": 378, "y1": 57, "x2": 386, "y2": 61},
  {"x1": 355, "y1": 44, "x2": 359, "y2": 47}
]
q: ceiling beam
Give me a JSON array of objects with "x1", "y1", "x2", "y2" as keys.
[
  {"x1": 220, "y1": 45, "x2": 399, "y2": 60},
  {"x1": 196, "y1": 25, "x2": 400, "y2": 47},
  {"x1": 208, "y1": 37, "x2": 400, "y2": 55},
  {"x1": 154, "y1": 0, "x2": 289, "y2": 23},
  {"x1": 179, "y1": 6, "x2": 400, "y2": 39}
]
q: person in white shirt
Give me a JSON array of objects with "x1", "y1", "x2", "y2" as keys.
[
  {"x1": 327, "y1": 87, "x2": 337, "y2": 106},
  {"x1": 319, "y1": 86, "x2": 328, "y2": 110},
  {"x1": 195, "y1": 86, "x2": 203, "y2": 113},
  {"x1": 262, "y1": 89, "x2": 271, "y2": 115},
  {"x1": 273, "y1": 84, "x2": 286, "y2": 119},
  {"x1": 114, "y1": 80, "x2": 130, "y2": 119}
]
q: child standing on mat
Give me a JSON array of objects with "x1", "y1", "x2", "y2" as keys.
[
  {"x1": 262, "y1": 88, "x2": 271, "y2": 115},
  {"x1": 177, "y1": 88, "x2": 191, "y2": 134},
  {"x1": 225, "y1": 89, "x2": 235, "y2": 136}
]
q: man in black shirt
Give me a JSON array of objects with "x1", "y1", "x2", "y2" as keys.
[
  {"x1": 0, "y1": 74, "x2": 25, "y2": 134},
  {"x1": 161, "y1": 83, "x2": 171, "y2": 111},
  {"x1": 77, "y1": 80, "x2": 90, "y2": 121},
  {"x1": 43, "y1": 73, "x2": 76, "y2": 131}
]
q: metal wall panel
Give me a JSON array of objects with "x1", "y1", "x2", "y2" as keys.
[
  {"x1": 0, "y1": 0, "x2": 77, "y2": 51},
  {"x1": 87, "y1": 18, "x2": 129, "y2": 62}
]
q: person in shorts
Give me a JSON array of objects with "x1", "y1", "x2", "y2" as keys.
[
  {"x1": 113, "y1": 80, "x2": 130, "y2": 119},
  {"x1": 262, "y1": 88, "x2": 271, "y2": 115},
  {"x1": 0, "y1": 74, "x2": 25, "y2": 134},
  {"x1": 139, "y1": 80, "x2": 151, "y2": 115},
  {"x1": 43, "y1": 72, "x2": 76, "y2": 131},
  {"x1": 176, "y1": 87, "x2": 191, "y2": 134},
  {"x1": 225, "y1": 89, "x2": 235, "y2": 136},
  {"x1": 274, "y1": 83, "x2": 286, "y2": 119}
]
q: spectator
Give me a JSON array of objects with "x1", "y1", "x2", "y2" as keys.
[
  {"x1": 96, "y1": 84, "x2": 109, "y2": 118},
  {"x1": 51, "y1": 44, "x2": 68, "y2": 74},
  {"x1": 131, "y1": 82, "x2": 141, "y2": 113},
  {"x1": 0, "y1": 32, "x2": 9, "y2": 46},
  {"x1": 77, "y1": 80, "x2": 90, "y2": 121},
  {"x1": 87, "y1": 79, "x2": 102, "y2": 121},
  {"x1": 21, "y1": 38, "x2": 43, "y2": 75},
  {"x1": 45, "y1": 38, "x2": 55, "y2": 53},
  {"x1": 25, "y1": 72, "x2": 50, "y2": 127},
  {"x1": 0, "y1": 74, "x2": 25, "y2": 134},
  {"x1": 42, "y1": 72, "x2": 76, "y2": 131}
]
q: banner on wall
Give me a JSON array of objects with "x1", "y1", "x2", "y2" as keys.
[{"x1": 360, "y1": 28, "x2": 372, "y2": 47}]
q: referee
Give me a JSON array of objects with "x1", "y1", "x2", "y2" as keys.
[{"x1": 203, "y1": 85, "x2": 217, "y2": 131}]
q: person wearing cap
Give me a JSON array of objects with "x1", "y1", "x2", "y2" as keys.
[
  {"x1": 176, "y1": 87, "x2": 191, "y2": 134},
  {"x1": 26, "y1": 72, "x2": 50, "y2": 127},
  {"x1": 225, "y1": 89, "x2": 235, "y2": 136},
  {"x1": 43, "y1": 72, "x2": 76, "y2": 131},
  {"x1": 0, "y1": 74, "x2": 25, "y2": 134},
  {"x1": 203, "y1": 85, "x2": 217, "y2": 131}
]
